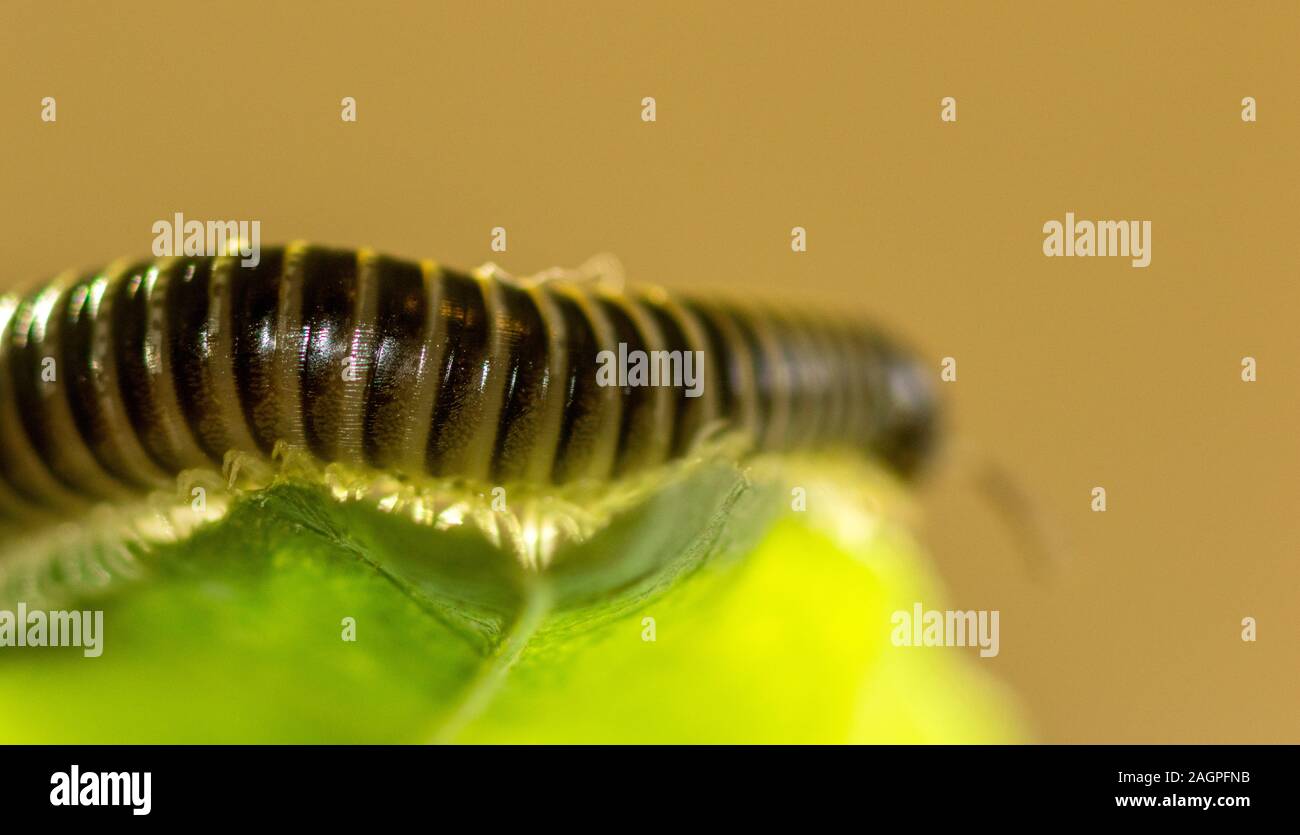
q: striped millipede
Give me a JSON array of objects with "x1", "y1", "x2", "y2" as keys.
[{"x1": 0, "y1": 243, "x2": 937, "y2": 526}]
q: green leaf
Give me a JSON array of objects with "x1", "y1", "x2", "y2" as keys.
[{"x1": 0, "y1": 456, "x2": 1025, "y2": 743}]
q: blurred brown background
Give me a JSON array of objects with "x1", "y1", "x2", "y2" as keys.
[{"x1": 2, "y1": 1, "x2": 1296, "y2": 742}]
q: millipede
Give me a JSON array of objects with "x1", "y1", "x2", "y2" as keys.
[{"x1": 0, "y1": 243, "x2": 938, "y2": 525}]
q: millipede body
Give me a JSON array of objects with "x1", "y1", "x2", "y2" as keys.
[{"x1": 0, "y1": 244, "x2": 937, "y2": 521}]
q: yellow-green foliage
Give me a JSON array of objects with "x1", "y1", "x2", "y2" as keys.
[{"x1": 0, "y1": 458, "x2": 1024, "y2": 743}]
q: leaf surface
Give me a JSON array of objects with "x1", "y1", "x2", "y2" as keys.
[{"x1": 0, "y1": 459, "x2": 1024, "y2": 743}]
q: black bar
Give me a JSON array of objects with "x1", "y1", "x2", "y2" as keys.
[{"x1": 3, "y1": 744, "x2": 1282, "y2": 820}]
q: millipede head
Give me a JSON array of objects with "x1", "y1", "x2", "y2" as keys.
[{"x1": 872, "y1": 348, "x2": 941, "y2": 481}]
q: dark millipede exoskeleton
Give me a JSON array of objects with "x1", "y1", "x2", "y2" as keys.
[{"x1": 0, "y1": 244, "x2": 937, "y2": 524}]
